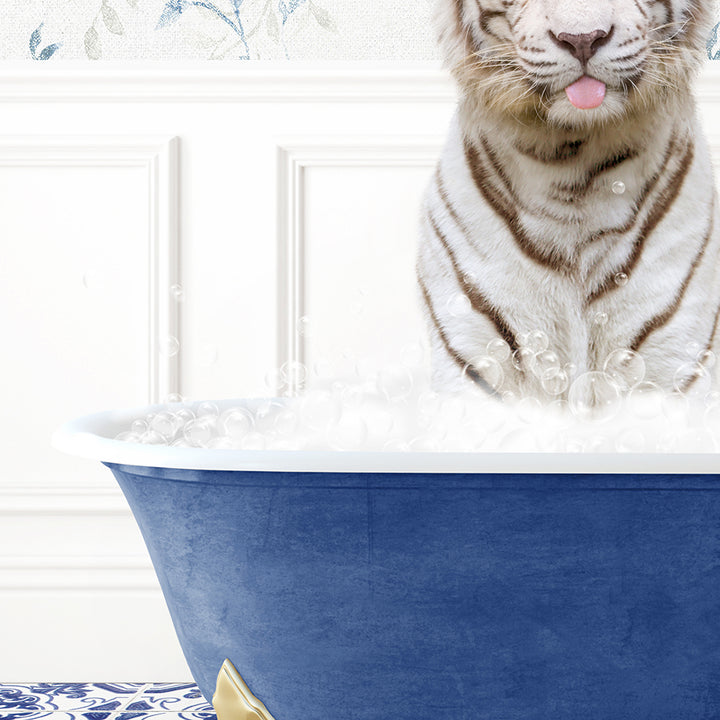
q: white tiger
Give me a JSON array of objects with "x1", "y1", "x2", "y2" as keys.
[{"x1": 418, "y1": 0, "x2": 720, "y2": 401}]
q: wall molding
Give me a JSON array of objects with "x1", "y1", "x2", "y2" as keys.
[
  {"x1": 0, "y1": 555, "x2": 157, "y2": 591},
  {"x1": 0, "y1": 487, "x2": 156, "y2": 591},
  {"x1": 0, "y1": 485, "x2": 156, "y2": 591},
  {"x1": 0, "y1": 485, "x2": 127, "y2": 514},
  {"x1": 0, "y1": 62, "x2": 455, "y2": 103},
  {"x1": 1, "y1": 62, "x2": 720, "y2": 104},
  {"x1": 276, "y1": 137, "x2": 442, "y2": 395},
  {"x1": 0, "y1": 136, "x2": 180, "y2": 403}
]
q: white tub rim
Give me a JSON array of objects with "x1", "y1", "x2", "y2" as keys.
[{"x1": 51, "y1": 398, "x2": 720, "y2": 475}]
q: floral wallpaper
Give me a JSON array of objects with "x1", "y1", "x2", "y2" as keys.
[
  {"x1": 1, "y1": 0, "x2": 438, "y2": 61},
  {"x1": 1, "y1": 1, "x2": 719, "y2": 62}
]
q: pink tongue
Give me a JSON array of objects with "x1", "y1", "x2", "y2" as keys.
[{"x1": 565, "y1": 76, "x2": 606, "y2": 109}]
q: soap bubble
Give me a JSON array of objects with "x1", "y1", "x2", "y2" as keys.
[
  {"x1": 674, "y1": 362, "x2": 712, "y2": 400},
  {"x1": 220, "y1": 408, "x2": 254, "y2": 439},
  {"x1": 532, "y1": 350, "x2": 560, "y2": 378},
  {"x1": 446, "y1": 292, "x2": 472, "y2": 317},
  {"x1": 611, "y1": 181, "x2": 626, "y2": 195},
  {"x1": 281, "y1": 361, "x2": 308, "y2": 389},
  {"x1": 115, "y1": 431, "x2": 140, "y2": 442},
  {"x1": 149, "y1": 411, "x2": 178, "y2": 440},
  {"x1": 661, "y1": 392, "x2": 689, "y2": 422},
  {"x1": 139, "y1": 430, "x2": 168, "y2": 445},
  {"x1": 255, "y1": 400, "x2": 286, "y2": 431},
  {"x1": 264, "y1": 367, "x2": 283, "y2": 392},
  {"x1": 340, "y1": 383, "x2": 368, "y2": 409},
  {"x1": 698, "y1": 350, "x2": 715, "y2": 369},
  {"x1": 350, "y1": 290, "x2": 365, "y2": 316},
  {"x1": 274, "y1": 408, "x2": 300, "y2": 436},
  {"x1": 169, "y1": 284, "x2": 184, "y2": 302},
  {"x1": 593, "y1": 312, "x2": 608, "y2": 326},
  {"x1": 183, "y1": 418, "x2": 215, "y2": 447},
  {"x1": 297, "y1": 316, "x2": 312, "y2": 337},
  {"x1": 463, "y1": 356, "x2": 504, "y2": 392},
  {"x1": 82, "y1": 269, "x2": 102, "y2": 291},
  {"x1": 174, "y1": 408, "x2": 195, "y2": 425},
  {"x1": 568, "y1": 372, "x2": 621, "y2": 421},
  {"x1": 487, "y1": 338, "x2": 511, "y2": 362},
  {"x1": 524, "y1": 330, "x2": 549, "y2": 354},
  {"x1": 400, "y1": 341, "x2": 427, "y2": 368},
  {"x1": 705, "y1": 390, "x2": 720, "y2": 409},
  {"x1": 603, "y1": 349, "x2": 645, "y2": 390},
  {"x1": 512, "y1": 347, "x2": 535, "y2": 372},
  {"x1": 131, "y1": 419, "x2": 148, "y2": 435},
  {"x1": 159, "y1": 335, "x2": 180, "y2": 357},
  {"x1": 165, "y1": 393, "x2": 185, "y2": 404},
  {"x1": 197, "y1": 401, "x2": 220, "y2": 418},
  {"x1": 614, "y1": 272, "x2": 629, "y2": 287},
  {"x1": 627, "y1": 381, "x2": 663, "y2": 418},
  {"x1": 377, "y1": 365, "x2": 414, "y2": 401},
  {"x1": 541, "y1": 367, "x2": 570, "y2": 396},
  {"x1": 686, "y1": 341, "x2": 702, "y2": 358}
]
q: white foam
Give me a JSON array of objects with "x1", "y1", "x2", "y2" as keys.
[{"x1": 113, "y1": 375, "x2": 720, "y2": 453}]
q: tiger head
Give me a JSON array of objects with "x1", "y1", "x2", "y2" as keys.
[{"x1": 438, "y1": 0, "x2": 713, "y2": 128}]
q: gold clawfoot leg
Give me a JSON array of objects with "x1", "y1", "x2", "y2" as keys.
[{"x1": 212, "y1": 658, "x2": 277, "y2": 720}]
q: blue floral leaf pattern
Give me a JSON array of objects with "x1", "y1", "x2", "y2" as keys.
[
  {"x1": 29, "y1": 23, "x2": 62, "y2": 60},
  {"x1": 38, "y1": 43, "x2": 61, "y2": 60},
  {"x1": 278, "y1": 0, "x2": 307, "y2": 25},
  {"x1": 29, "y1": 24, "x2": 43, "y2": 56},
  {"x1": 156, "y1": 0, "x2": 188, "y2": 30},
  {"x1": 709, "y1": 22, "x2": 720, "y2": 60}
]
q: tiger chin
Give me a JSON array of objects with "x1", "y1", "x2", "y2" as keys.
[{"x1": 418, "y1": 0, "x2": 720, "y2": 405}]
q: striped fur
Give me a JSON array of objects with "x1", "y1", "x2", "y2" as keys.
[{"x1": 419, "y1": 0, "x2": 720, "y2": 399}]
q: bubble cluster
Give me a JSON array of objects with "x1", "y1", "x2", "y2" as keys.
[{"x1": 115, "y1": 330, "x2": 720, "y2": 453}]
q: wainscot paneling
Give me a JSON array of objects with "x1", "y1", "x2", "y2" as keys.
[{"x1": 0, "y1": 61, "x2": 718, "y2": 680}]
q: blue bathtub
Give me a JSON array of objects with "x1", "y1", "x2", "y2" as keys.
[{"x1": 54, "y1": 401, "x2": 720, "y2": 720}]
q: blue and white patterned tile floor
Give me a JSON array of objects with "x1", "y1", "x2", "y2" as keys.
[{"x1": 0, "y1": 683, "x2": 215, "y2": 720}]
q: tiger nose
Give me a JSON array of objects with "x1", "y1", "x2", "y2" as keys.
[{"x1": 549, "y1": 26, "x2": 614, "y2": 66}]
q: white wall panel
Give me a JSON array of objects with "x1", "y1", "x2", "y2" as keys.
[
  {"x1": 0, "y1": 62, "x2": 719, "y2": 680},
  {"x1": 277, "y1": 138, "x2": 441, "y2": 393}
]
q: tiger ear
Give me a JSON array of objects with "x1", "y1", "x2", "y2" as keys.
[{"x1": 434, "y1": 0, "x2": 477, "y2": 74}]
